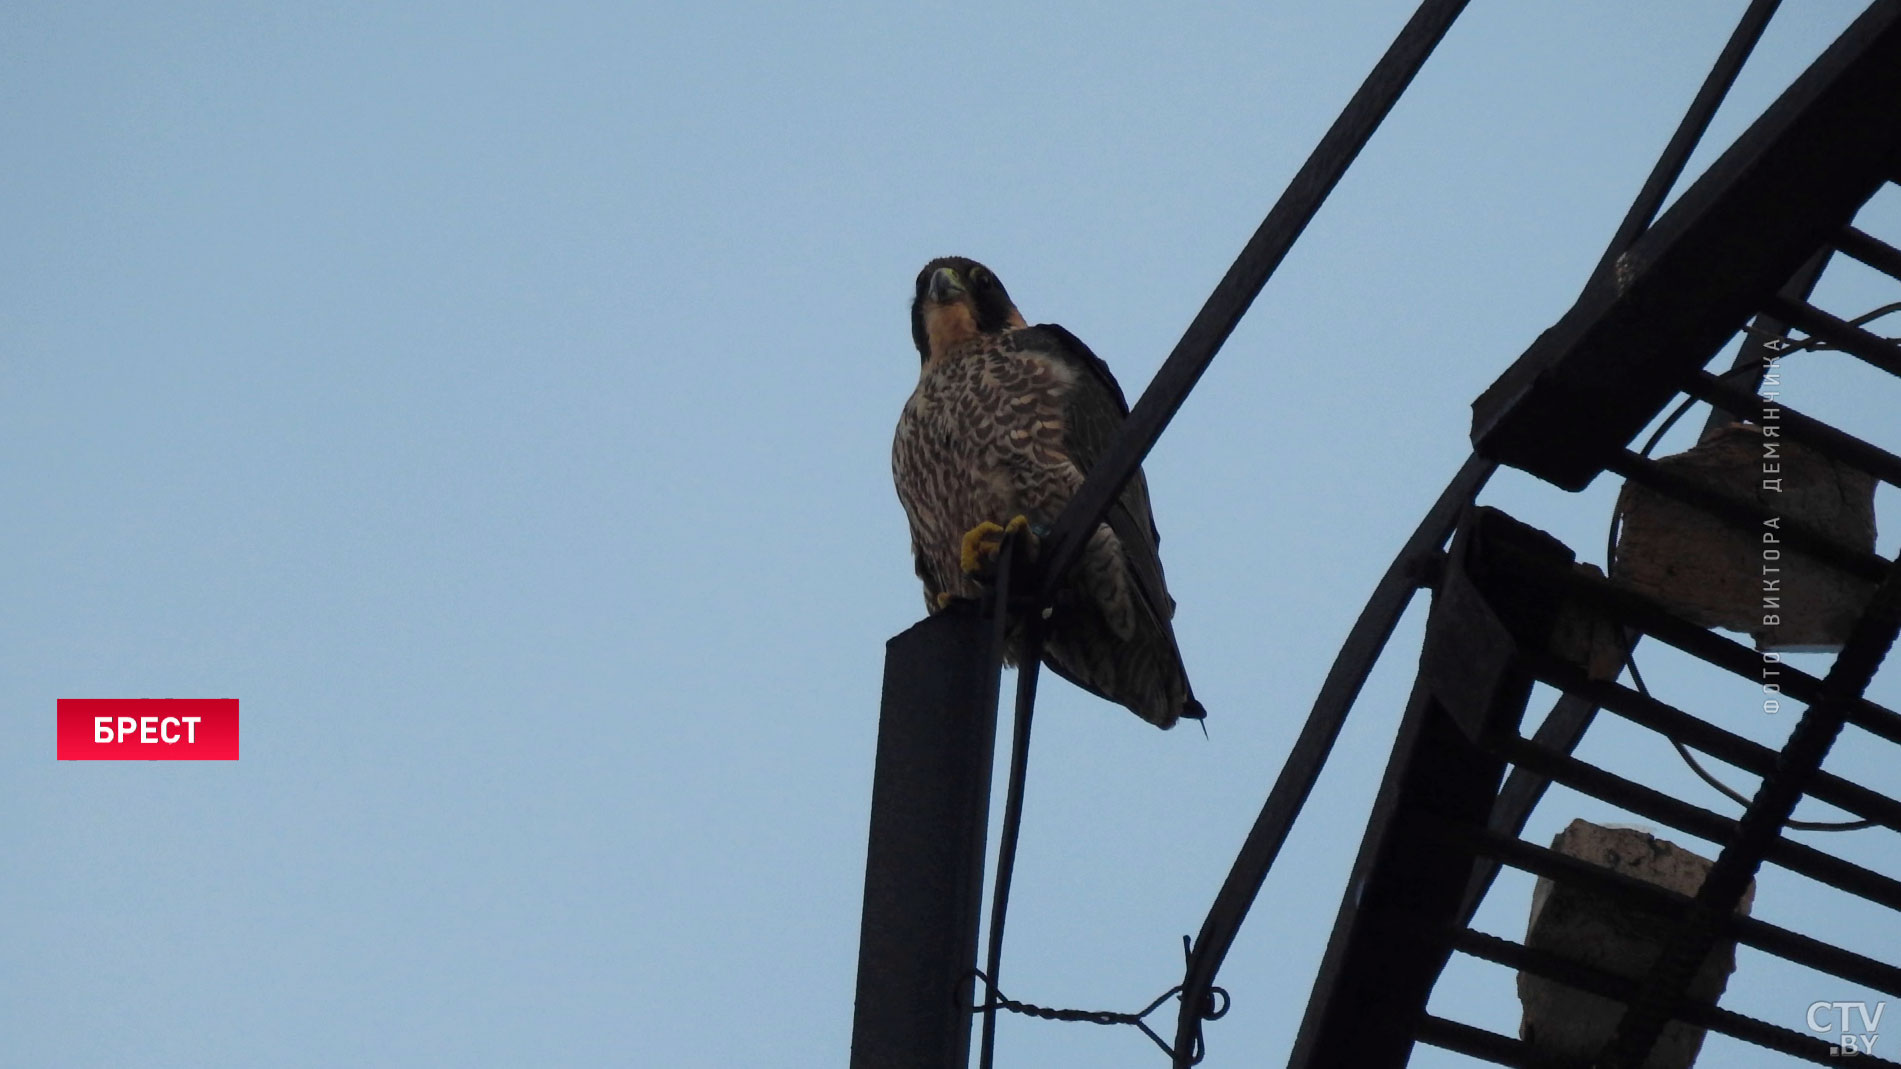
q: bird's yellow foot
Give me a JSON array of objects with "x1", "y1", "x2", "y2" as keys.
[
  {"x1": 961, "y1": 521, "x2": 1005, "y2": 575},
  {"x1": 960, "y1": 515, "x2": 1040, "y2": 576},
  {"x1": 934, "y1": 591, "x2": 956, "y2": 610}
]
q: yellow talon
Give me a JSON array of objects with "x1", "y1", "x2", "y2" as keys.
[
  {"x1": 960, "y1": 521, "x2": 1006, "y2": 575},
  {"x1": 934, "y1": 591, "x2": 955, "y2": 610},
  {"x1": 960, "y1": 515, "x2": 1039, "y2": 576}
]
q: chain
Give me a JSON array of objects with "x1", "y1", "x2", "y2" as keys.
[{"x1": 968, "y1": 965, "x2": 1229, "y2": 1064}]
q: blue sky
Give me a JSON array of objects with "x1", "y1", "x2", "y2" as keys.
[{"x1": 4, "y1": 2, "x2": 1897, "y2": 1066}]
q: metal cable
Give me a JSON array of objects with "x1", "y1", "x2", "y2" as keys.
[{"x1": 977, "y1": 576, "x2": 1044, "y2": 1069}]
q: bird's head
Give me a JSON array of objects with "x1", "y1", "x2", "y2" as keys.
[{"x1": 910, "y1": 256, "x2": 1026, "y2": 366}]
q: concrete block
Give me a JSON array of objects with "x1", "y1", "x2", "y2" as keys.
[
  {"x1": 1612, "y1": 422, "x2": 1876, "y2": 652},
  {"x1": 1518, "y1": 820, "x2": 1754, "y2": 1068}
]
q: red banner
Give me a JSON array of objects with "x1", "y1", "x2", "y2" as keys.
[{"x1": 57, "y1": 699, "x2": 240, "y2": 760}]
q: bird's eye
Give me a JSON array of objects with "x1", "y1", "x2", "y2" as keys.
[{"x1": 969, "y1": 266, "x2": 989, "y2": 285}]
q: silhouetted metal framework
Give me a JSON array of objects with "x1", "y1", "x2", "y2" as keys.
[
  {"x1": 1292, "y1": 1, "x2": 1901, "y2": 1065},
  {"x1": 851, "y1": 2, "x2": 1901, "y2": 1066}
]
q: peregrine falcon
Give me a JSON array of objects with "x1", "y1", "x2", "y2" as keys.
[{"x1": 892, "y1": 256, "x2": 1205, "y2": 729}]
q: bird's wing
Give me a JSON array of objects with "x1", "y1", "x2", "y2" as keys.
[
  {"x1": 910, "y1": 528, "x2": 945, "y2": 610},
  {"x1": 1023, "y1": 324, "x2": 1175, "y2": 622}
]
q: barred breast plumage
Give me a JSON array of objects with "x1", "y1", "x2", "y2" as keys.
[{"x1": 892, "y1": 256, "x2": 1204, "y2": 729}]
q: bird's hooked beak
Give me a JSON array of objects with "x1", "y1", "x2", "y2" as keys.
[{"x1": 927, "y1": 266, "x2": 967, "y2": 303}]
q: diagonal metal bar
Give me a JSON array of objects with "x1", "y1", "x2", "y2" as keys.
[
  {"x1": 1604, "y1": 448, "x2": 1888, "y2": 582},
  {"x1": 1495, "y1": 734, "x2": 1901, "y2": 911},
  {"x1": 1543, "y1": 560, "x2": 1901, "y2": 747},
  {"x1": 1837, "y1": 225, "x2": 1901, "y2": 281},
  {"x1": 1454, "y1": 928, "x2": 1901, "y2": 1067},
  {"x1": 1457, "y1": 683, "x2": 1614, "y2": 926},
  {"x1": 1429, "y1": 818, "x2": 1901, "y2": 998},
  {"x1": 1035, "y1": 0, "x2": 1473, "y2": 606},
  {"x1": 1171, "y1": 452, "x2": 1493, "y2": 1066},
  {"x1": 1696, "y1": 250, "x2": 1826, "y2": 440},
  {"x1": 1527, "y1": 657, "x2": 1901, "y2": 831},
  {"x1": 1415, "y1": 1014, "x2": 1552, "y2": 1068},
  {"x1": 1686, "y1": 369, "x2": 1901, "y2": 486},
  {"x1": 1768, "y1": 293, "x2": 1901, "y2": 377},
  {"x1": 1590, "y1": 0, "x2": 1784, "y2": 280}
]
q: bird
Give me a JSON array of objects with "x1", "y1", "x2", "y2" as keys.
[{"x1": 891, "y1": 256, "x2": 1205, "y2": 728}]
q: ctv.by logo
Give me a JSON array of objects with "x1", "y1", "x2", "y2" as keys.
[{"x1": 1808, "y1": 1001, "x2": 1884, "y2": 1057}]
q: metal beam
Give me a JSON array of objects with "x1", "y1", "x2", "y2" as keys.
[
  {"x1": 1456, "y1": 685, "x2": 1604, "y2": 925},
  {"x1": 1495, "y1": 735, "x2": 1901, "y2": 912},
  {"x1": 1600, "y1": 551, "x2": 1901, "y2": 1065},
  {"x1": 1170, "y1": 453, "x2": 1492, "y2": 1066},
  {"x1": 1544, "y1": 560, "x2": 1901, "y2": 747},
  {"x1": 1695, "y1": 250, "x2": 1827, "y2": 440},
  {"x1": 1432, "y1": 819, "x2": 1901, "y2": 997},
  {"x1": 1589, "y1": 0, "x2": 1783, "y2": 279},
  {"x1": 1528, "y1": 655, "x2": 1901, "y2": 832},
  {"x1": 1285, "y1": 508, "x2": 1578, "y2": 1068},
  {"x1": 1770, "y1": 294, "x2": 1901, "y2": 378},
  {"x1": 1415, "y1": 1014, "x2": 1550, "y2": 1068},
  {"x1": 1036, "y1": 0, "x2": 1472, "y2": 605},
  {"x1": 1284, "y1": 680, "x2": 1504, "y2": 1069},
  {"x1": 1452, "y1": 929, "x2": 1894, "y2": 1066},
  {"x1": 1603, "y1": 448, "x2": 1888, "y2": 582},
  {"x1": 1836, "y1": 225, "x2": 1901, "y2": 281},
  {"x1": 851, "y1": 599, "x2": 1005, "y2": 1069},
  {"x1": 1686, "y1": 370, "x2": 1901, "y2": 488},
  {"x1": 1471, "y1": 0, "x2": 1901, "y2": 490}
]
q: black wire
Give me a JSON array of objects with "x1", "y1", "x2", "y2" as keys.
[
  {"x1": 1624, "y1": 650, "x2": 1873, "y2": 831},
  {"x1": 978, "y1": 536, "x2": 1045, "y2": 1069}
]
